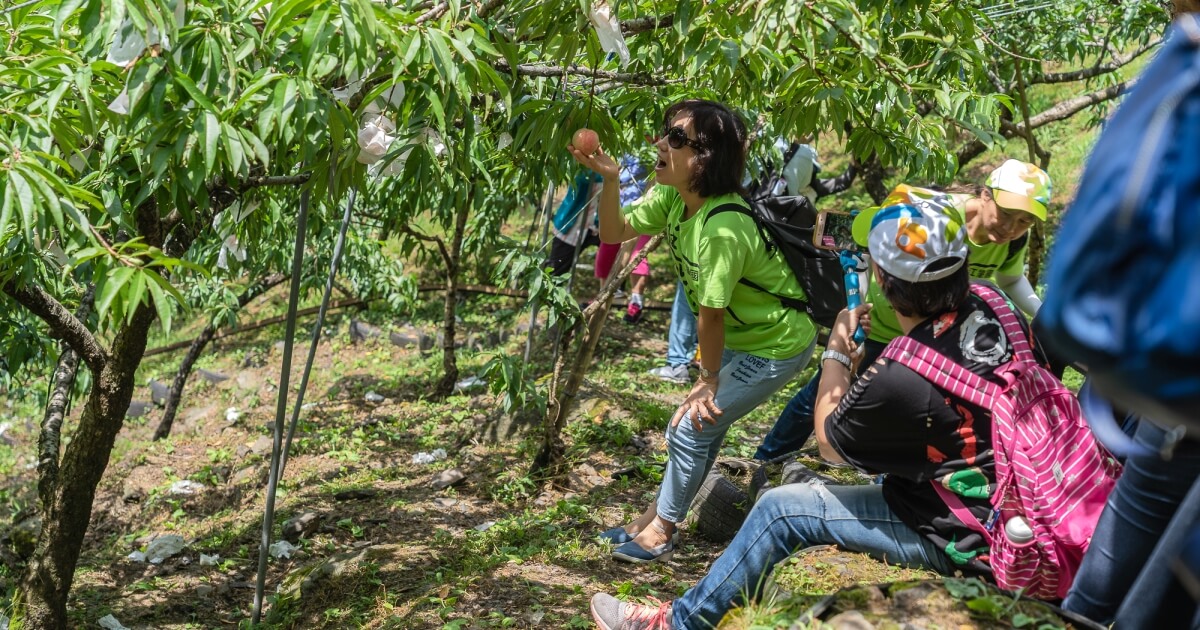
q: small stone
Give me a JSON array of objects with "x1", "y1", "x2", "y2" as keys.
[
  {"x1": 282, "y1": 512, "x2": 320, "y2": 542},
  {"x1": 235, "y1": 371, "x2": 261, "y2": 391},
  {"x1": 334, "y1": 489, "x2": 377, "y2": 501},
  {"x1": 198, "y1": 369, "x2": 230, "y2": 383},
  {"x1": 195, "y1": 584, "x2": 214, "y2": 598},
  {"x1": 150, "y1": 380, "x2": 171, "y2": 406},
  {"x1": 126, "y1": 400, "x2": 153, "y2": 418},
  {"x1": 826, "y1": 611, "x2": 876, "y2": 630},
  {"x1": 389, "y1": 331, "x2": 420, "y2": 348},
  {"x1": 249, "y1": 436, "x2": 273, "y2": 456},
  {"x1": 431, "y1": 468, "x2": 466, "y2": 491},
  {"x1": 349, "y1": 320, "x2": 383, "y2": 342}
]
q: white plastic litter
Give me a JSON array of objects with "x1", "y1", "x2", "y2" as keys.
[
  {"x1": 199, "y1": 553, "x2": 220, "y2": 566},
  {"x1": 364, "y1": 391, "x2": 385, "y2": 404},
  {"x1": 225, "y1": 407, "x2": 241, "y2": 423},
  {"x1": 107, "y1": 87, "x2": 130, "y2": 115},
  {"x1": 216, "y1": 234, "x2": 247, "y2": 270},
  {"x1": 474, "y1": 521, "x2": 496, "y2": 532},
  {"x1": 126, "y1": 551, "x2": 146, "y2": 562},
  {"x1": 105, "y1": 0, "x2": 185, "y2": 67},
  {"x1": 454, "y1": 376, "x2": 486, "y2": 392},
  {"x1": 169, "y1": 480, "x2": 206, "y2": 496},
  {"x1": 98, "y1": 614, "x2": 130, "y2": 630},
  {"x1": 497, "y1": 132, "x2": 513, "y2": 151},
  {"x1": 106, "y1": 20, "x2": 149, "y2": 66},
  {"x1": 1, "y1": 613, "x2": 9, "y2": 630},
  {"x1": 356, "y1": 115, "x2": 397, "y2": 164},
  {"x1": 411, "y1": 448, "x2": 447, "y2": 465},
  {"x1": 269, "y1": 540, "x2": 297, "y2": 559},
  {"x1": 145, "y1": 534, "x2": 186, "y2": 564},
  {"x1": 588, "y1": 2, "x2": 630, "y2": 66}
]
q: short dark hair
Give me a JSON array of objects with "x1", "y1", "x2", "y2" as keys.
[
  {"x1": 876, "y1": 258, "x2": 970, "y2": 319},
  {"x1": 662, "y1": 99, "x2": 747, "y2": 197}
]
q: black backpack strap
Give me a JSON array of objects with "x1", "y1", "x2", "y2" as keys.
[
  {"x1": 705, "y1": 202, "x2": 813, "y2": 315},
  {"x1": 1006, "y1": 232, "x2": 1029, "y2": 265},
  {"x1": 706, "y1": 202, "x2": 775, "y2": 253}
]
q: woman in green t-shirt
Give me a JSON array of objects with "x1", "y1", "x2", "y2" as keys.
[{"x1": 568, "y1": 99, "x2": 820, "y2": 563}]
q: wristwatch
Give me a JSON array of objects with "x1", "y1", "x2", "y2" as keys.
[
  {"x1": 821, "y1": 349, "x2": 852, "y2": 371},
  {"x1": 699, "y1": 366, "x2": 716, "y2": 380}
]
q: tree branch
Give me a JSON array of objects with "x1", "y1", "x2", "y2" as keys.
[
  {"x1": 399, "y1": 225, "x2": 452, "y2": 270},
  {"x1": 239, "y1": 174, "x2": 311, "y2": 191},
  {"x1": 1035, "y1": 39, "x2": 1161, "y2": 84},
  {"x1": 416, "y1": 1, "x2": 449, "y2": 23},
  {"x1": 621, "y1": 15, "x2": 673, "y2": 35},
  {"x1": 956, "y1": 80, "x2": 1131, "y2": 168},
  {"x1": 476, "y1": 0, "x2": 504, "y2": 19},
  {"x1": 493, "y1": 60, "x2": 672, "y2": 86},
  {"x1": 36, "y1": 284, "x2": 95, "y2": 507},
  {"x1": 1, "y1": 281, "x2": 108, "y2": 372}
]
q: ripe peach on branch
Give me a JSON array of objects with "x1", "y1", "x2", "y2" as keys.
[{"x1": 571, "y1": 128, "x2": 600, "y2": 155}]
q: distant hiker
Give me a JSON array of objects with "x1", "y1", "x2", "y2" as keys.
[
  {"x1": 568, "y1": 99, "x2": 818, "y2": 564},
  {"x1": 543, "y1": 169, "x2": 603, "y2": 277}
]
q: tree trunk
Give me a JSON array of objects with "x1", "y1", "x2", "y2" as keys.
[
  {"x1": 434, "y1": 192, "x2": 473, "y2": 397},
  {"x1": 155, "y1": 273, "x2": 286, "y2": 440},
  {"x1": 19, "y1": 303, "x2": 156, "y2": 628},
  {"x1": 533, "y1": 235, "x2": 662, "y2": 478},
  {"x1": 860, "y1": 154, "x2": 889, "y2": 204}
]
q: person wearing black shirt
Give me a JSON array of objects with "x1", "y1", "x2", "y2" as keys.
[{"x1": 590, "y1": 201, "x2": 1039, "y2": 630}]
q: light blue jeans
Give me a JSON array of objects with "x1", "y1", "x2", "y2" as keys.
[
  {"x1": 1062, "y1": 420, "x2": 1200, "y2": 625},
  {"x1": 667, "y1": 282, "x2": 698, "y2": 367},
  {"x1": 656, "y1": 343, "x2": 813, "y2": 524},
  {"x1": 672, "y1": 482, "x2": 957, "y2": 629}
]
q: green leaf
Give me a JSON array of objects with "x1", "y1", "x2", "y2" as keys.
[
  {"x1": 275, "y1": 79, "x2": 299, "y2": 137},
  {"x1": 54, "y1": 0, "x2": 88, "y2": 39},
  {"x1": 170, "y1": 65, "x2": 217, "y2": 112},
  {"x1": 203, "y1": 111, "x2": 219, "y2": 174},
  {"x1": 145, "y1": 270, "x2": 175, "y2": 333},
  {"x1": 426, "y1": 31, "x2": 457, "y2": 83},
  {"x1": 96, "y1": 267, "x2": 135, "y2": 324},
  {"x1": 8, "y1": 170, "x2": 35, "y2": 243},
  {"x1": 125, "y1": 269, "x2": 148, "y2": 323},
  {"x1": 222, "y1": 122, "x2": 247, "y2": 175},
  {"x1": 239, "y1": 129, "x2": 270, "y2": 169}
]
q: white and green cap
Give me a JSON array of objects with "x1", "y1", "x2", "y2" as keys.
[{"x1": 985, "y1": 159, "x2": 1053, "y2": 220}]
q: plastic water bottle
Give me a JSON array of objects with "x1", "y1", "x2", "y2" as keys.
[{"x1": 1005, "y1": 516, "x2": 1034, "y2": 545}]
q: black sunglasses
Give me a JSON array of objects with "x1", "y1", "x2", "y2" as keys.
[{"x1": 646, "y1": 125, "x2": 704, "y2": 151}]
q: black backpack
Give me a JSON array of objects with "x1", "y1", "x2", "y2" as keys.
[{"x1": 707, "y1": 194, "x2": 845, "y2": 328}]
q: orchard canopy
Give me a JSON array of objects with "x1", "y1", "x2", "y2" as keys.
[{"x1": 1, "y1": 1, "x2": 1166, "y2": 325}]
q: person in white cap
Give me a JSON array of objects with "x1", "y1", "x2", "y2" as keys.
[{"x1": 589, "y1": 199, "x2": 1053, "y2": 630}]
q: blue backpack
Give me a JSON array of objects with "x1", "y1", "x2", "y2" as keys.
[{"x1": 1039, "y1": 15, "x2": 1200, "y2": 434}]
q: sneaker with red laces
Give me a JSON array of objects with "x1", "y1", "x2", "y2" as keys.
[{"x1": 590, "y1": 593, "x2": 673, "y2": 630}]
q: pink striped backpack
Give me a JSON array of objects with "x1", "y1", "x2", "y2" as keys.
[{"x1": 881, "y1": 283, "x2": 1121, "y2": 600}]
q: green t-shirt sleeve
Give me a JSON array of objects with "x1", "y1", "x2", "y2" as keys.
[
  {"x1": 623, "y1": 185, "x2": 671, "y2": 234},
  {"x1": 696, "y1": 213, "x2": 751, "y2": 309},
  {"x1": 997, "y1": 237, "x2": 1028, "y2": 277}
]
